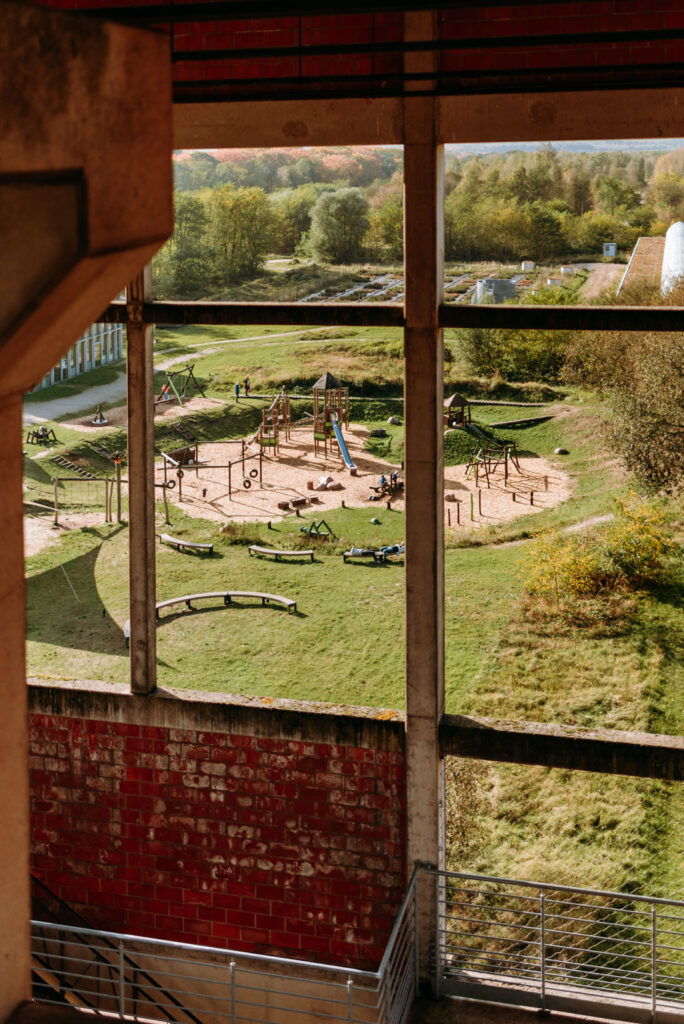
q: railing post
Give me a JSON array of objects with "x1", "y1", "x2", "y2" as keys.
[
  {"x1": 540, "y1": 893, "x2": 546, "y2": 1012},
  {"x1": 652, "y1": 905, "x2": 657, "y2": 1024},
  {"x1": 414, "y1": 874, "x2": 420, "y2": 992},
  {"x1": 433, "y1": 872, "x2": 441, "y2": 999},
  {"x1": 230, "y1": 960, "x2": 236, "y2": 1024},
  {"x1": 118, "y1": 939, "x2": 125, "y2": 1017},
  {"x1": 347, "y1": 976, "x2": 353, "y2": 1023}
]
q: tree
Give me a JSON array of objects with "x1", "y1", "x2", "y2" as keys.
[
  {"x1": 308, "y1": 187, "x2": 370, "y2": 263},
  {"x1": 152, "y1": 192, "x2": 210, "y2": 298},
  {"x1": 208, "y1": 184, "x2": 274, "y2": 282},
  {"x1": 595, "y1": 176, "x2": 639, "y2": 216}
]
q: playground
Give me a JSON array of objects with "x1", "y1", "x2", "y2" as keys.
[{"x1": 154, "y1": 418, "x2": 570, "y2": 528}]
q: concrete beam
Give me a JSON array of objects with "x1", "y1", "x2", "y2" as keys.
[
  {"x1": 0, "y1": 3, "x2": 173, "y2": 396},
  {"x1": 174, "y1": 87, "x2": 684, "y2": 152},
  {"x1": 126, "y1": 268, "x2": 157, "y2": 696},
  {"x1": 440, "y1": 715, "x2": 684, "y2": 782},
  {"x1": 0, "y1": 396, "x2": 31, "y2": 1018}
]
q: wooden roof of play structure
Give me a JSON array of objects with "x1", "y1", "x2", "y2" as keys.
[
  {"x1": 444, "y1": 393, "x2": 469, "y2": 409},
  {"x1": 313, "y1": 372, "x2": 342, "y2": 390}
]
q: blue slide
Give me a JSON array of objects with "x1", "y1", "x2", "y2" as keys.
[{"x1": 330, "y1": 413, "x2": 357, "y2": 474}]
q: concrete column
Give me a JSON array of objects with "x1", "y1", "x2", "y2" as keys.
[
  {"x1": 403, "y1": 10, "x2": 445, "y2": 986},
  {"x1": 0, "y1": 393, "x2": 32, "y2": 1017},
  {"x1": 126, "y1": 268, "x2": 157, "y2": 695}
]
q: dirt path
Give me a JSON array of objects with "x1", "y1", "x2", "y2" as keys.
[{"x1": 581, "y1": 263, "x2": 623, "y2": 300}]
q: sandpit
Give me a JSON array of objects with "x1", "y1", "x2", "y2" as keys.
[{"x1": 156, "y1": 422, "x2": 571, "y2": 529}]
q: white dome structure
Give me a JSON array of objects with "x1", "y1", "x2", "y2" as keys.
[{"x1": 660, "y1": 221, "x2": 684, "y2": 294}]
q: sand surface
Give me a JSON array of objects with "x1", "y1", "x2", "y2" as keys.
[
  {"x1": 157, "y1": 422, "x2": 571, "y2": 529},
  {"x1": 24, "y1": 511, "x2": 105, "y2": 556}
]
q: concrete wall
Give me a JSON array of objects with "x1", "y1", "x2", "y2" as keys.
[{"x1": 29, "y1": 682, "x2": 406, "y2": 970}]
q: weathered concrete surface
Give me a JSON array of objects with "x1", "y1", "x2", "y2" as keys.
[
  {"x1": 0, "y1": 2, "x2": 173, "y2": 396},
  {"x1": 0, "y1": 6, "x2": 173, "y2": 1017},
  {"x1": 28, "y1": 679, "x2": 406, "y2": 750},
  {"x1": 126, "y1": 269, "x2": 157, "y2": 694},
  {"x1": 409, "y1": 995, "x2": 622, "y2": 1024},
  {"x1": 440, "y1": 715, "x2": 684, "y2": 782},
  {"x1": 0, "y1": 396, "x2": 31, "y2": 1018}
]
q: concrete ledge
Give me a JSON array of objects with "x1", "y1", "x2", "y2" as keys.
[
  {"x1": 28, "y1": 679, "x2": 405, "y2": 751},
  {"x1": 440, "y1": 714, "x2": 684, "y2": 781}
]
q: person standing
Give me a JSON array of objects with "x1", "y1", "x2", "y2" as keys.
[
  {"x1": 234, "y1": 381, "x2": 240, "y2": 402},
  {"x1": 244, "y1": 375, "x2": 250, "y2": 396}
]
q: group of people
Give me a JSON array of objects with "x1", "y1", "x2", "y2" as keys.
[
  {"x1": 234, "y1": 376, "x2": 251, "y2": 401},
  {"x1": 377, "y1": 470, "x2": 401, "y2": 491}
]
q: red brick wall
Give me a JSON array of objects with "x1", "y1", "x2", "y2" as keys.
[
  {"x1": 32, "y1": 2, "x2": 684, "y2": 97},
  {"x1": 29, "y1": 708, "x2": 406, "y2": 970}
]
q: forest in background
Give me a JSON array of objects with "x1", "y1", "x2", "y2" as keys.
[{"x1": 154, "y1": 143, "x2": 684, "y2": 297}]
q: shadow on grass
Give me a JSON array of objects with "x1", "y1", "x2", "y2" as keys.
[{"x1": 26, "y1": 526, "x2": 127, "y2": 657}]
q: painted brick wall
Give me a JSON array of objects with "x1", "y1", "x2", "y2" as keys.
[{"x1": 29, "y1": 692, "x2": 406, "y2": 970}]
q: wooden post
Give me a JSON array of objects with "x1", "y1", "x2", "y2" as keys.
[
  {"x1": 478, "y1": 489, "x2": 482, "y2": 516},
  {"x1": 512, "y1": 491, "x2": 516, "y2": 502},
  {"x1": 470, "y1": 494, "x2": 474, "y2": 521},
  {"x1": 403, "y1": 11, "x2": 445, "y2": 984},
  {"x1": 259, "y1": 451, "x2": 263, "y2": 483},
  {"x1": 53, "y1": 477, "x2": 58, "y2": 526},
  {"x1": 447, "y1": 507, "x2": 451, "y2": 527},
  {"x1": 116, "y1": 459, "x2": 122, "y2": 523},
  {"x1": 530, "y1": 491, "x2": 534, "y2": 506},
  {"x1": 456, "y1": 500, "x2": 460, "y2": 525},
  {"x1": 228, "y1": 461, "x2": 232, "y2": 498},
  {"x1": 177, "y1": 468, "x2": 182, "y2": 502},
  {"x1": 126, "y1": 266, "x2": 157, "y2": 695}
]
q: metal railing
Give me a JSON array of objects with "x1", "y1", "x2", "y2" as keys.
[
  {"x1": 31, "y1": 868, "x2": 417, "y2": 1024},
  {"x1": 429, "y1": 868, "x2": 684, "y2": 1024}
]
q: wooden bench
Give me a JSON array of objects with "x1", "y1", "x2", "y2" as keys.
[
  {"x1": 248, "y1": 545, "x2": 314, "y2": 562},
  {"x1": 159, "y1": 533, "x2": 213, "y2": 555},
  {"x1": 155, "y1": 590, "x2": 297, "y2": 618}
]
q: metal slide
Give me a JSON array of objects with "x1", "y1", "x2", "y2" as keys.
[{"x1": 330, "y1": 413, "x2": 357, "y2": 473}]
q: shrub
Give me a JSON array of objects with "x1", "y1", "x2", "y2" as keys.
[{"x1": 522, "y1": 494, "x2": 679, "y2": 602}]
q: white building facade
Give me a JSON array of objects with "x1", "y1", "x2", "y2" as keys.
[{"x1": 34, "y1": 322, "x2": 124, "y2": 390}]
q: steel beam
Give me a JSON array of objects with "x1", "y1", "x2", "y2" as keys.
[{"x1": 100, "y1": 301, "x2": 405, "y2": 327}]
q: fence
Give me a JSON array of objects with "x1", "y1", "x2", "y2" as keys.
[
  {"x1": 430, "y1": 868, "x2": 684, "y2": 1024},
  {"x1": 31, "y1": 868, "x2": 418, "y2": 1024}
]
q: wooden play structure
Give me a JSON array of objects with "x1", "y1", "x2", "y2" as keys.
[
  {"x1": 26, "y1": 425, "x2": 57, "y2": 444},
  {"x1": 444, "y1": 393, "x2": 472, "y2": 428},
  {"x1": 259, "y1": 390, "x2": 291, "y2": 453},
  {"x1": 313, "y1": 372, "x2": 350, "y2": 458},
  {"x1": 155, "y1": 363, "x2": 206, "y2": 407},
  {"x1": 162, "y1": 441, "x2": 263, "y2": 501},
  {"x1": 465, "y1": 439, "x2": 521, "y2": 488}
]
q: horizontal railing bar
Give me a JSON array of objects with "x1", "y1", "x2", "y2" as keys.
[
  {"x1": 32, "y1": 920, "x2": 381, "y2": 981},
  {"x1": 426, "y1": 870, "x2": 684, "y2": 909}
]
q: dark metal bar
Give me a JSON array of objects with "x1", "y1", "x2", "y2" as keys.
[
  {"x1": 172, "y1": 63, "x2": 684, "y2": 102},
  {"x1": 100, "y1": 301, "x2": 405, "y2": 327},
  {"x1": 173, "y1": 28, "x2": 684, "y2": 65},
  {"x1": 73, "y1": 0, "x2": 598, "y2": 28},
  {"x1": 439, "y1": 304, "x2": 684, "y2": 332},
  {"x1": 440, "y1": 714, "x2": 684, "y2": 781},
  {"x1": 100, "y1": 300, "x2": 684, "y2": 333}
]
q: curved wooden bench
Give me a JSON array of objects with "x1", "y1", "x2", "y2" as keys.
[
  {"x1": 249, "y1": 545, "x2": 314, "y2": 562},
  {"x1": 159, "y1": 533, "x2": 213, "y2": 555},
  {"x1": 155, "y1": 590, "x2": 297, "y2": 618}
]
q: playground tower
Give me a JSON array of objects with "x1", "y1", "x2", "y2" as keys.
[
  {"x1": 258, "y1": 390, "x2": 291, "y2": 454},
  {"x1": 313, "y1": 372, "x2": 349, "y2": 458}
]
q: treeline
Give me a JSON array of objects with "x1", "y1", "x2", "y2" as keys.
[
  {"x1": 173, "y1": 147, "x2": 402, "y2": 192},
  {"x1": 155, "y1": 144, "x2": 680, "y2": 297}
]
